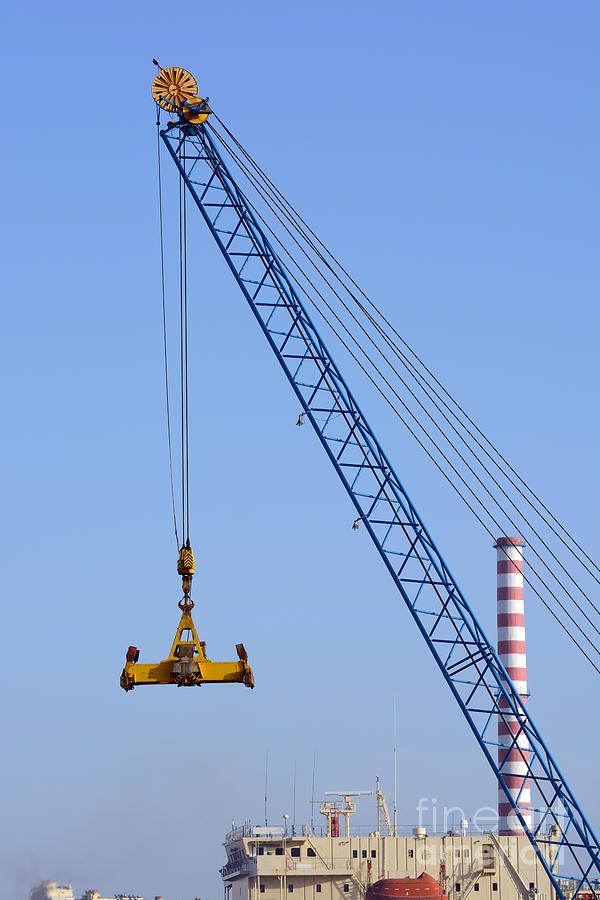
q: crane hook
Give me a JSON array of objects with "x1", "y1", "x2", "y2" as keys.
[{"x1": 177, "y1": 541, "x2": 195, "y2": 611}]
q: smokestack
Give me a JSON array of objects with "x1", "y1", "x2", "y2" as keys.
[{"x1": 495, "y1": 536, "x2": 532, "y2": 835}]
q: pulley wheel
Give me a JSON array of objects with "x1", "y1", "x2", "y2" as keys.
[
  {"x1": 152, "y1": 66, "x2": 198, "y2": 113},
  {"x1": 183, "y1": 95, "x2": 211, "y2": 124}
]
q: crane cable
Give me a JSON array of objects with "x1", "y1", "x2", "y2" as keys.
[
  {"x1": 206, "y1": 123, "x2": 600, "y2": 612},
  {"x1": 207, "y1": 123, "x2": 600, "y2": 638},
  {"x1": 201, "y1": 122, "x2": 600, "y2": 673},
  {"x1": 211, "y1": 114, "x2": 600, "y2": 586},
  {"x1": 153, "y1": 111, "x2": 598, "y2": 672},
  {"x1": 156, "y1": 106, "x2": 179, "y2": 548},
  {"x1": 156, "y1": 104, "x2": 192, "y2": 551},
  {"x1": 178, "y1": 132, "x2": 191, "y2": 547}
]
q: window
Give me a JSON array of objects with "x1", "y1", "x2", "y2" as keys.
[
  {"x1": 456, "y1": 850, "x2": 461, "y2": 858},
  {"x1": 456, "y1": 885, "x2": 461, "y2": 893},
  {"x1": 260, "y1": 887, "x2": 265, "y2": 894},
  {"x1": 258, "y1": 847, "x2": 264, "y2": 856},
  {"x1": 344, "y1": 886, "x2": 350, "y2": 894},
  {"x1": 307, "y1": 848, "x2": 316, "y2": 857},
  {"x1": 291, "y1": 847, "x2": 300, "y2": 858},
  {"x1": 464, "y1": 850, "x2": 470, "y2": 857},
  {"x1": 353, "y1": 850, "x2": 358, "y2": 858},
  {"x1": 371, "y1": 850, "x2": 377, "y2": 858},
  {"x1": 276, "y1": 847, "x2": 284, "y2": 856},
  {"x1": 493, "y1": 884, "x2": 498, "y2": 892},
  {"x1": 474, "y1": 886, "x2": 479, "y2": 893},
  {"x1": 316, "y1": 887, "x2": 322, "y2": 894},
  {"x1": 288, "y1": 885, "x2": 294, "y2": 893},
  {"x1": 362, "y1": 850, "x2": 367, "y2": 859},
  {"x1": 408, "y1": 850, "x2": 414, "y2": 858}
]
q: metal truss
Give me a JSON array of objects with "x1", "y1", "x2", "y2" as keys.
[{"x1": 161, "y1": 118, "x2": 599, "y2": 899}]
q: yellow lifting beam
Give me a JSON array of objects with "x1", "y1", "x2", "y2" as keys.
[{"x1": 119, "y1": 544, "x2": 254, "y2": 692}]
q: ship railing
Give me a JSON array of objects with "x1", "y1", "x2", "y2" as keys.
[
  {"x1": 555, "y1": 877, "x2": 600, "y2": 896},
  {"x1": 220, "y1": 856, "x2": 257, "y2": 877},
  {"x1": 225, "y1": 823, "x2": 285, "y2": 841},
  {"x1": 221, "y1": 856, "x2": 358, "y2": 877},
  {"x1": 226, "y1": 823, "x2": 538, "y2": 841}
]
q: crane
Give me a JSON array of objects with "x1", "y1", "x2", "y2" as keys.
[{"x1": 149, "y1": 65, "x2": 599, "y2": 899}]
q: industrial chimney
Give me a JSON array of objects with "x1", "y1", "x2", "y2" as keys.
[{"x1": 495, "y1": 536, "x2": 532, "y2": 835}]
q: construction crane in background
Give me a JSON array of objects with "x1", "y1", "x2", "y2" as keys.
[{"x1": 143, "y1": 64, "x2": 599, "y2": 899}]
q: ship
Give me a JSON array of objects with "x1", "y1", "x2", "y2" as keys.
[{"x1": 219, "y1": 788, "x2": 570, "y2": 900}]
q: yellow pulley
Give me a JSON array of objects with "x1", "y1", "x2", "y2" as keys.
[
  {"x1": 152, "y1": 65, "x2": 198, "y2": 112},
  {"x1": 181, "y1": 95, "x2": 212, "y2": 124},
  {"x1": 151, "y1": 64, "x2": 211, "y2": 123}
]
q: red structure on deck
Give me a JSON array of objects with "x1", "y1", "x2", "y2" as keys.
[{"x1": 367, "y1": 873, "x2": 447, "y2": 900}]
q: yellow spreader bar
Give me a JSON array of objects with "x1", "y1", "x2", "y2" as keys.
[{"x1": 119, "y1": 544, "x2": 254, "y2": 691}]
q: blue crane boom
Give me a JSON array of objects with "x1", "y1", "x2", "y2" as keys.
[{"x1": 157, "y1": 86, "x2": 599, "y2": 900}]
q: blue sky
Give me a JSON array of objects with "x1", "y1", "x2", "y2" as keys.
[{"x1": 1, "y1": 2, "x2": 598, "y2": 899}]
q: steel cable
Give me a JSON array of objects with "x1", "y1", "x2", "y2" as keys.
[
  {"x1": 202, "y1": 123, "x2": 600, "y2": 672},
  {"x1": 208, "y1": 122, "x2": 600, "y2": 629},
  {"x1": 212, "y1": 114, "x2": 600, "y2": 585},
  {"x1": 207, "y1": 123, "x2": 600, "y2": 618},
  {"x1": 183, "y1": 136, "x2": 190, "y2": 544},
  {"x1": 179, "y1": 154, "x2": 185, "y2": 543},
  {"x1": 156, "y1": 107, "x2": 180, "y2": 548}
]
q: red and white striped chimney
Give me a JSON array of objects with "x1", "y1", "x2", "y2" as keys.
[{"x1": 495, "y1": 536, "x2": 532, "y2": 835}]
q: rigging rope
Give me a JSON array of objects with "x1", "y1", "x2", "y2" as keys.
[
  {"x1": 156, "y1": 107, "x2": 179, "y2": 548},
  {"x1": 184, "y1": 136, "x2": 190, "y2": 545},
  {"x1": 178, "y1": 134, "x2": 191, "y2": 546},
  {"x1": 211, "y1": 114, "x2": 600, "y2": 585},
  {"x1": 207, "y1": 123, "x2": 600, "y2": 638},
  {"x1": 156, "y1": 103, "x2": 191, "y2": 552},
  {"x1": 202, "y1": 120, "x2": 600, "y2": 672}
]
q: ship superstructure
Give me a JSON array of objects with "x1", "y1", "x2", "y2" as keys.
[{"x1": 221, "y1": 811, "x2": 563, "y2": 900}]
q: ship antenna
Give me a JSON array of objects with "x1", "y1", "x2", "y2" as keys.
[
  {"x1": 393, "y1": 695, "x2": 398, "y2": 837},
  {"x1": 264, "y1": 751, "x2": 269, "y2": 827},
  {"x1": 292, "y1": 760, "x2": 297, "y2": 835},
  {"x1": 311, "y1": 751, "x2": 316, "y2": 833}
]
